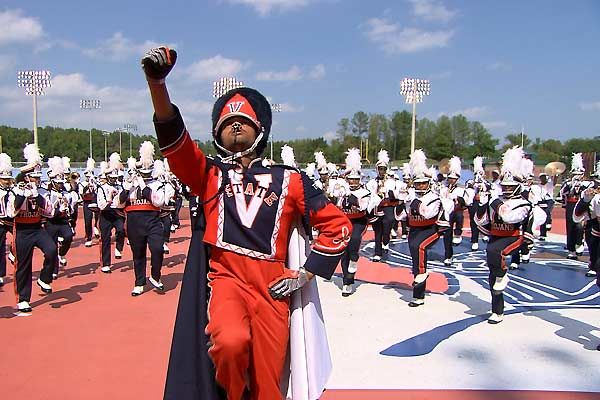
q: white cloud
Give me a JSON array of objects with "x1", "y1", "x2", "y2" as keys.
[
  {"x1": 363, "y1": 18, "x2": 454, "y2": 54},
  {"x1": 0, "y1": 10, "x2": 44, "y2": 46},
  {"x1": 482, "y1": 121, "x2": 508, "y2": 129},
  {"x1": 309, "y1": 64, "x2": 326, "y2": 80},
  {"x1": 580, "y1": 102, "x2": 600, "y2": 111},
  {"x1": 280, "y1": 102, "x2": 304, "y2": 113},
  {"x1": 224, "y1": 0, "x2": 311, "y2": 16},
  {"x1": 0, "y1": 55, "x2": 16, "y2": 75},
  {"x1": 409, "y1": 0, "x2": 457, "y2": 23},
  {"x1": 488, "y1": 62, "x2": 512, "y2": 71},
  {"x1": 323, "y1": 131, "x2": 336, "y2": 142},
  {"x1": 296, "y1": 126, "x2": 306, "y2": 132},
  {"x1": 438, "y1": 106, "x2": 488, "y2": 119},
  {"x1": 83, "y1": 32, "x2": 171, "y2": 61},
  {"x1": 256, "y1": 66, "x2": 303, "y2": 81},
  {"x1": 185, "y1": 55, "x2": 249, "y2": 82}
]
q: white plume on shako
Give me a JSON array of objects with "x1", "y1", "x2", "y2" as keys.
[{"x1": 280, "y1": 145, "x2": 296, "y2": 168}]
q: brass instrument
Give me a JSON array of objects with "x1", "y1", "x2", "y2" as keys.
[
  {"x1": 438, "y1": 158, "x2": 450, "y2": 175},
  {"x1": 544, "y1": 161, "x2": 566, "y2": 176}
]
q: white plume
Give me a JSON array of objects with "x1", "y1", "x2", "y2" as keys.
[
  {"x1": 344, "y1": 148, "x2": 361, "y2": 174},
  {"x1": 164, "y1": 158, "x2": 170, "y2": 172},
  {"x1": 127, "y1": 157, "x2": 137, "y2": 171},
  {"x1": 448, "y1": 156, "x2": 461, "y2": 176},
  {"x1": 0, "y1": 153, "x2": 13, "y2": 175},
  {"x1": 281, "y1": 145, "x2": 296, "y2": 167},
  {"x1": 314, "y1": 151, "x2": 327, "y2": 170},
  {"x1": 520, "y1": 157, "x2": 534, "y2": 178},
  {"x1": 47, "y1": 156, "x2": 65, "y2": 177},
  {"x1": 139, "y1": 141, "x2": 155, "y2": 169},
  {"x1": 100, "y1": 161, "x2": 109, "y2": 175},
  {"x1": 409, "y1": 149, "x2": 428, "y2": 178},
  {"x1": 152, "y1": 159, "x2": 165, "y2": 179},
  {"x1": 23, "y1": 143, "x2": 42, "y2": 165},
  {"x1": 402, "y1": 162, "x2": 412, "y2": 179},
  {"x1": 109, "y1": 152, "x2": 122, "y2": 172},
  {"x1": 327, "y1": 162, "x2": 338, "y2": 175},
  {"x1": 376, "y1": 150, "x2": 390, "y2": 166},
  {"x1": 86, "y1": 158, "x2": 95, "y2": 172},
  {"x1": 304, "y1": 162, "x2": 316, "y2": 179},
  {"x1": 596, "y1": 160, "x2": 600, "y2": 176},
  {"x1": 429, "y1": 165, "x2": 438, "y2": 179},
  {"x1": 501, "y1": 146, "x2": 524, "y2": 179},
  {"x1": 571, "y1": 153, "x2": 584, "y2": 172},
  {"x1": 473, "y1": 156, "x2": 484, "y2": 175},
  {"x1": 62, "y1": 156, "x2": 71, "y2": 171}
]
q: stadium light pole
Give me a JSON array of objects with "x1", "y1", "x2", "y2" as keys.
[
  {"x1": 124, "y1": 123, "x2": 137, "y2": 158},
  {"x1": 400, "y1": 78, "x2": 430, "y2": 155},
  {"x1": 80, "y1": 99, "x2": 101, "y2": 158},
  {"x1": 269, "y1": 103, "x2": 282, "y2": 162},
  {"x1": 101, "y1": 130, "x2": 110, "y2": 162},
  {"x1": 17, "y1": 70, "x2": 51, "y2": 147}
]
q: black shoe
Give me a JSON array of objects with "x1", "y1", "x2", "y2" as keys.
[{"x1": 408, "y1": 299, "x2": 425, "y2": 307}]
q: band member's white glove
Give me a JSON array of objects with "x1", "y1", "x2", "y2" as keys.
[
  {"x1": 268, "y1": 268, "x2": 310, "y2": 299},
  {"x1": 141, "y1": 47, "x2": 177, "y2": 83}
]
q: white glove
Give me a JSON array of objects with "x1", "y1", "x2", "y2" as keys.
[{"x1": 268, "y1": 268, "x2": 310, "y2": 299}]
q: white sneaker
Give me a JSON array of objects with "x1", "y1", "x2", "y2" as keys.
[
  {"x1": 408, "y1": 298, "x2": 425, "y2": 307},
  {"x1": 58, "y1": 236, "x2": 64, "y2": 243},
  {"x1": 84, "y1": 240, "x2": 93, "y2": 247},
  {"x1": 371, "y1": 255, "x2": 381, "y2": 262},
  {"x1": 341, "y1": 284, "x2": 354, "y2": 297},
  {"x1": 509, "y1": 262, "x2": 519, "y2": 270},
  {"x1": 452, "y1": 236, "x2": 462, "y2": 245},
  {"x1": 37, "y1": 278, "x2": 52, "y2": 294},
  {"x1": 492, "y1": 275, "x2": 509, "y2": 292},
  {"x1": 471, "y1": 243, "x2": 479, "y2": 251},
  {"x1": 170, "y1": 225, "x2": 176, "y2": 233},
  {"x1": 149, "y1": 276, "x2": 164, "y2": 291},
  {"x1": 8, "y1": 251, "x2": 15, "y2": 264},
  {"x1": 131, "y1": 286, "x2": 144, "y2": 296},
  {"x1": 126, "y1": 239, "x2": 130, "y2": 245},
  {"x1": 443, "y1": 258, "x2": 452, "y2": 266},
  {"x1": 390, "y1": 230, "x2": 398, "y2": 238},
  {"x1": 576, "y1": 244, "x2": 585, "y2": 256},
  {"x1": 52, "y1": 273, "x2": 58, "y2": 280},
  {"x1": 546, "y1": 223, "x2": 552, "y2": 230},
  {"x1": 348, "y1": 260, "x2": 358, "y2": 274},
  {"x1": 101, "y1": 266, "x2": 111, "y2": 274},
  {"x1": 585, "y1": 269, "x2": 597, "y2": 277},
  {"x1": 482, "y1": 236, "x2": 489, "y2": 243},
  {"x1": 59, "y1": 256, "x2": 67, "y2": 266},
  {"x1": 401, "y1": 234, "x2": 407, "y2": 240},
  {"x1": 413, "y1": 272, "x2": 429, "y2": 285},
  {"x1": 488, "y1": 313, "x2": 503, "y2": 324},
  {"x1": 0, "y1": 276, "x2": 4, "y2": 285},
  {"x1": 163, "y1": 244, "x2": 170, "y2": 254},
  {"x1": 382, "y1": 243, "x2": 389, "y2": 251},
  {"x1": 114, "y1": 249, "x2": 122, "y2": 259},
  {"x1": 567, "y1": 252, "x2": 577, "y2": 260},
  {"x1": 17, "y1": 301, "x2": 32, "y2": 312},
  {"x1": 522, "y1": 253, "x2": 530, "y2": 263},
  {"x1": 93, "y1": 227, "x2": 100, "y2": 238}
]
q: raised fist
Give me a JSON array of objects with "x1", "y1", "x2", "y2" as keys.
[{"x1": 141, "y1": 47, "x2": 177, "y2": 82}]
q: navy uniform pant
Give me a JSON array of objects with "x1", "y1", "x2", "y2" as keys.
[
  {"x1": 372, "y1": 206, "x2": 395, "y2": 257},
  {"x1": 99, "y1": 210, "x2": 125, "y2": 267},
  {"x1": 14, "y1": 224, "x2": 57, "y2": 302},
  {"x1": 486, "y1": 235, "x2": 523, "y2": 315},
  {"x1": 45, "y1": 219, "x2": 74, "y2": 274},
  {"x1": 0, "y1": 224, "x2": 9, "y2": 278},
  {"x1": 161, "y1": 214, "x2": 172, "y2": 243},
  {"x1": 565, "y1": 202, "x2": 584, "y2": 252},
  {"x1": 468, "y1": 205, "x2": 480, "y2": 244},
  {"x1": 340, "y1": 217, "x2": 368, "y2": 286},
  {"x1": 408, "y1": 225, "x2": 439, "y2": 299},
  {"x1": 127, "y1": 211, "x2": 164, "y2": 286},
  {"x1": 83, "y1": 201, "x2": 99, "y2": 241}
]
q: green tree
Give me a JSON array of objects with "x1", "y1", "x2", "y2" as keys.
[
  {"x1": 450, "y1": 114, "x2": 471, "y2": 155},
  {"x1": 467, "y1": 122, "x2": 499, "y2": 159},
  {"x1": 389, "y1": 111, "x2": 412, "y2": 161}
]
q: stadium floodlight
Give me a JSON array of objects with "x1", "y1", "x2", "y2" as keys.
[
  {"x1": 17, "y1": 70, "x2": 52, "y2": 146},
  {"x1": 399, "y1": 78, "x2": 431, "y2": 155},
  {"x1": 213, "y1": 77, "x2": 244, "y2": 98},
  {"x1": 124, "y1": 123, "x2": 138, "y2": 158},
  {"x1": 101, "y1": 130, "x2": 111, "y2": 162},
  {"x1": 270, "y1": 103, "x2": 282, "y2": 161},
  {"x1": 80, "y1": 99, "x2": 101, "y2": 158}
]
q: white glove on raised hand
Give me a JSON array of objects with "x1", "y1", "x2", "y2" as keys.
[{"x1": 268, "y1": 268, "x2": 310, "y2": 299}]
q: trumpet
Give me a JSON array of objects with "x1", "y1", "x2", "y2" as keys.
[{"x1": 70, "y1": 172, "x2": 80, "y2": 181}]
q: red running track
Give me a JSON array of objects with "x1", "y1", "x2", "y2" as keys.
[{"x1": 0, "y1": 207, "x2": 581, "y2": 400}]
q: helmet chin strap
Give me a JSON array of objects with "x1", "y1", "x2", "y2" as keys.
[{"x1": 214, "y1": 131, "x2": 264, "y2": 164}]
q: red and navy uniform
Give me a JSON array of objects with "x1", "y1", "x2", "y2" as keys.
[
  {"x1": 45, "y1": 187, "x2": 77, "y2": 275},
  {"x1": 475, "y1": 196, "x2": 531, "y2": 315},
  {"x1": 81, "y1": 176, "x2": 99, "y2": 241},
  {"x1": 367, "y1": 175, "x2": 399, "y2": 257},
  {"x1": 441, "y1": 183, "x2": 471, "y2": 260},
  {"x1": 154, "y1": 105, "x2": 351, "y2": 400},
  {"x1": 574, "y1": 189, "x2": 600, "y2": 278},
  {"x1": 0, "y1": 186, "x2": 14, "y2": 282},
  {"x1": 120, "y1": 179, "x2": 172, "y2": 286},
  {"x1": 560, "y1": 180, "x2": 587, "y2": 253},
  {"x1": 8, "y1": 187, "x2": 57, "y2": 303}
]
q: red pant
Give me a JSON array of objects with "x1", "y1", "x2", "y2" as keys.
[{"x1": 206, "y1": 249, "x2": 290, "y2": 400}]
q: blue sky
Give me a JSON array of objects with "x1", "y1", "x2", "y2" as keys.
[{"x1": 1, "y1": 0, "x2": 599, "y2": 146}]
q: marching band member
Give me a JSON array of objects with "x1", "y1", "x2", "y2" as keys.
[
  {"x1": 536, "y1": 172, "x2": 554, "y2": 241},
  {"x1": 7, "y1": 144, "x2": 57, "y2": 313},
  {"x1": 0, "y1": 153, "x2": 14, "y2": 287},
  {"x1": 314, "y1": 151, "x2": 329, "y2": 191},
  {"x1": 475, "y1": 147, "x2": 532, "y2": 324},
  {"x1": 45, "y1": 156, "x2": 77, "y2": 278},
  {"x1": 97, "y1": 156, "x2": 126, "y2": 274},
  {"x1": 440, "y1": 156, "x2": 471, "y2": 265},
  {"x1": 466, "y1": 156, "x2": 490, "y2": 251},
  {"x1": 81, "y1": 158, "x2": 99, "y2": 247},
  {"x1": 403, "y1": 150, "x2": 446, "y2": 307},
  {"x1": 121, "y1": 141, "x2": 173, "y2": 295},
  {"x1": 336, "y1": 148, "x2": 377, "y2": 296},
  {"x1": 367, "y1": 150, "x2": 398, "y2": 262},
  {"x1": 559, "y1": 153, "x2": 588, "y2": 259},
  {"x1": 160, "y1": 159, "x2": 177, "y2": 253},
  {"x1": 396, "y1": 164, "x2": 411, "y2": 240},
  {"x1": 170, "y1": 175, "x2": 183, "y2": 233},
  {"x1": 574, "y1": 162, "x2": 600, "y2": 278}
]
